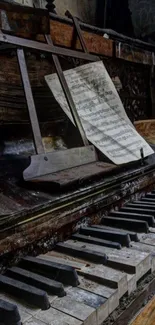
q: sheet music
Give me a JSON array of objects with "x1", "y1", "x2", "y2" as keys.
[{"x1": 45, "y1": 61, "x2": 153, "y2": 164}]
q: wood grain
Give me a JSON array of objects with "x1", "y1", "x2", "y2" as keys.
[
  {"x1": 50, "y1": 20, "x2": 113, "y2": 57},
  {"x1": 116, "y1": 42, "x2": 154, "y2": 65},
  {"x1": 50, "y1": 19, "x2": 155, "y2": 65},
  {"x1": 134, "y1": 120, "x2": 155, "y2": 144},
  {"x1": 130, "y1": 297, "x2": 155, "y2": 325},
  {"x1": 113, "y1": 278, "x2": 155, "y2": 325}
]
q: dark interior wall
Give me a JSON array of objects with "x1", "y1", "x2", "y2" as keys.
[
  {"x1": 96, "y1": 0, "x2": 155, "y2": 42},
  {"x1": 129, "y1": 0, "x2": 155, "y2": 42},
  {"x1": 51, "y1": 0, "x2": 97, "y2": 24},
  {"x1": 4, "y1": 0, "x2": 155, "y2": 43},
  {"x1": 96, "y1": 0, "x2": 134, "y2": 36},
  {"x1": 1, "y1": 54, "x2": 151, "y2": 156},
  {"x1": 104, "y1": 58, "x2": 151, "y2": 122}
]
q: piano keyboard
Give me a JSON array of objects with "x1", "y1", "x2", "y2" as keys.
[{"x1": 2, "y1": 191, "x2": 155, "y2": 325}]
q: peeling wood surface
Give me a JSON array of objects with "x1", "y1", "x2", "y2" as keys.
[
  {"x1": 0, "y1": 4, "x2": 154, "y2": 65},
  {"x1": 0, "y1": 1, "x2": 154, "y2": 66},
  {"x1": 0, "y1": 54, "x2": 151, "y2": 127},
  {"x1": 130, "y1": 297, "x2": 155, "y2": 325},
  {"x1": 50, "y1": 19, "x2": 155, "y2": 65},
  {"x1": 134, "y1": 120, "x2": 155, "y2": 144},
  {"x1": 0, "y1": 4, "x2": 49, "y2": 37},
  {"x1": 50, "y1": 20, "x2": 113, "y2": 57},
  {"x1": 0, "y1": 12, "x2": 151, "y2": 127},
  {"x1": 113, "y1": 278, "x2": 155, "y2": 325},
  {"x1": 0, "y1": 160, "x2": 155, "y2": 256},
  {"x1": 116, "y1": 42, "x2": 155, "y2": 65},
  {"x1": 0, "y1": 54, "x2": 69, "y2": 135}
]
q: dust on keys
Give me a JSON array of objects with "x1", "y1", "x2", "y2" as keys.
[{"x1": 2, "y1": 190, "x2": 155, "y2": 325}]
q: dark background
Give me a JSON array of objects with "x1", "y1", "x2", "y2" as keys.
[{"x1": 96, "y1": 0, "x2": 155, "y2": 43}]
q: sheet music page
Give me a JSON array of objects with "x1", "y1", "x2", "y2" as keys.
[{"x1": 45, "y1": 61, "x2": 153, "y2": 164}]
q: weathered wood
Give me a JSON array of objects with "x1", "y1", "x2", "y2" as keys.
[
  {"x1": 0, "y1": 2, "x2": 153, "y2": 66},
  {"x1": 51, "y1": 295, "x2": 96, "y2": 325},
  {"x1": 71, "y1": 233, "x2": 122, "y2": 249},
  {"x1": 78, "y1": 265, "x2": 128, "y2": 298},
  {"x1": 131, "y1": 296, "x2": 155, "y2": 325},
  {"x1": 134, "y1": 120, "x2": 155, "y2": 144},
  {"x1": 78, "y1": 276, "x2": 119, "y2": 315},
  {"x1": 113, "y1": 277, "x2": 155, "y2": 325},
  {"x1": 55, "y1": 241, "x2": 107, "y2": 264},
  {"x1": 0, "y1": 164, "x2": 155, "y2": 256},
  {"x1": 0, "y1": 3, "x2": 50, "y2": 37},
  {"x1": 0, "y1": 275, "x2": 50, "y2": 310},
  {"x1": 66, "y1": 287, "x2": 108, "y2": 325},
  {"x1": 24, "y1": 319, "x2": 47, "y2": 325},
  {"x1": 127, "y1": 274, "x2": 137, "y2": 295},
  {"x1": 50, "y1": 20, "x2": 113, "y2": 57},
  {"x1": 39, "y1": 253, "x2": 87, "y2": 269},
  {"x1": 150, "y1": 68, "x2": 155, "y2": 118},
  {"x1": 20, "y1": 256, "x2": 79, "y2": 287},
  {"x1": 31, "y1": 307, "x2": 83, "y2": 325},
  {"x1": 39, "y1": 251, "x2": 135, "y2": 295},
  {"x1": 103, "y1": 216, "x2": 149, "y2": 233},
  {"x1": 79, "y1": 226, "x2": 131, "y2": 247},
  {"x1": 23, "y1": 146, "x2": 98, "y2": 180},
  {"x1": 139, "y1": 233, "x2": 155, "y2": 245},
  {"x1": 131, "y1": 242, "x2": 155, "y2": 271},
  {"x1": 65, "y1": 240, "x2": 151, "y2": 279},
  {"x1": 0, "y1": 54, "x2": 65, "y2": 125},
  {"x1": 6, "y1": 266, "x2": 66, "y2": 297},
  {"x1": 95, "y1": 225, "x2": 139, "y2": 242},
  {"x1": 0, "y1": 4, "x2": 152, "y2": 133},
  {"x1": 50, "y1": 19, "x2": 155, "y2": 65},
  {"x1": 39, "y1": 253, "x2": 120, "y2": 315},
  {"x1": 116, "y1": 42, "x2": 155, "y2": 65}
]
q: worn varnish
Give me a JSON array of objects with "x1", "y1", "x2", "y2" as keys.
[
  {"x1": 50, "y1": 20, "x2": 113, "y2": 57},
  {"x1": 0, "y1": 158, "x2": 155, "y2": 256},
  {"x1": 116, "y1": 42, "x2": 154, "y2": 65},
  {"x1": 0, "y1": 2, "x2": 50, "y2": 38},
  {"x1": 0, "y1": 14, "x2": 152, "y2": 131},
  {"x1": 134, "y1": 120, "x2": 155, "y2": 144},
  {"x1": 130, "y1": 297, "x2": 155, "y2": 325},
  {"x1": 50, "y1": 19, "x2": 155, "y2": 65},
  {"x1": 0, "y1": 6, "x2": 154, "y2": 257},
  {"x1": 0, "y1": 54, "x2": 151, "y2": 129}
]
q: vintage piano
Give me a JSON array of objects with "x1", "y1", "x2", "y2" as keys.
[{"x1": 1, "y1": 3, "x2": 155, "y2": 325}]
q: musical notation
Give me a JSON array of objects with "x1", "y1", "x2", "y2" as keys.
[{"x1": 45, "y1": 61, "x2": 153, "y2": 164}]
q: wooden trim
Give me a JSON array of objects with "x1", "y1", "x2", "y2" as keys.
[
  {"x1": 50, "y1": 20, "x2": 113, "y2": 57},
  {"x1": 113, "y1": 277, "x2": 155, "y2": 325},
  {"x1": 116, "y1": 42, "x2": 155, "y2": 65},
  {"x1": 131, "y1": 296, "x2": 155, "y2": 325},
  {"x1": 50, "y1": 19, "x2": 155, "y2": 65}
]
